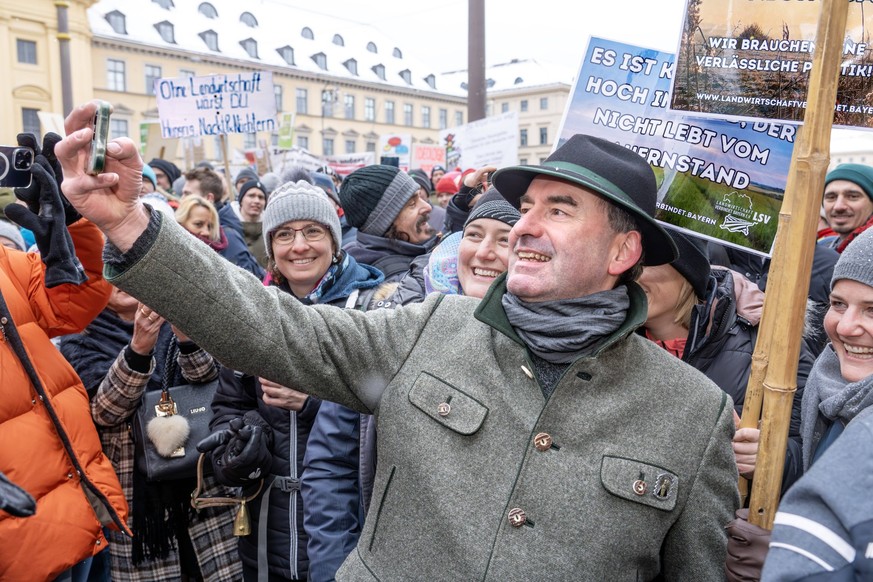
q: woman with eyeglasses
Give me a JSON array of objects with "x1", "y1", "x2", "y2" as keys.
[{"x1": 204, "y1": 181, "x2": 383, "y2": 582}]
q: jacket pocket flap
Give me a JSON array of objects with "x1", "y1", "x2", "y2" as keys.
[
  {"x1": 600, "y1": 455, "x2": 678, "y2": 512},
  {"x1": 408, "y1": 372, "x2": 488, "y2": 435}
]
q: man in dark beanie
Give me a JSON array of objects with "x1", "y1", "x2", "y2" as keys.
[
  {"x1": 339, "y1": 164, "x2": 438, "y2": 281},
  {"x1": 820, "y1": 162, "x2": 873, "y2": 254},
  {"x1": 147, "y1": 158, "x2": 181, "y2": 193},
  {"x1": 59, "y1": 103, "x2": 738, "y2": 581}
]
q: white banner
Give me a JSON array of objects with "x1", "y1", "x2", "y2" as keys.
[
  {"x1": 439, "y1": 111, "x2": 518, "y2": 170},
  {"x1": 155, "y1": 71, "x2": 278, "y2": 139}
]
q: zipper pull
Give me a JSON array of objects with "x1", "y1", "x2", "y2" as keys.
[{"x1": 0, "y1": 316, "x2": 7, "y2": 342}]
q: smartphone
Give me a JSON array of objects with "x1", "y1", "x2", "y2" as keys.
[
  {"x1": 0, "y1": 145, "x2": 34, "y2": 188},
  {"x1": 87, "y1": 100, "x2": 112, "y2": 175}
]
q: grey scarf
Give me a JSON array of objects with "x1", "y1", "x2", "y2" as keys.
[
  {"x1": 801, "y1": 345, "x2": 873, "y2": 470},
  {"x1": 502, "y1": 286, "x2": 630, "y2": 364}
]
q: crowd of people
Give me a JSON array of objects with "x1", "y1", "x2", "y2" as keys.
[{"x1": 0, "y1": 100, "x2": 871, "y2": 581}]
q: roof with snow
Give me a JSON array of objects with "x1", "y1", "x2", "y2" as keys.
[
  {"x1": 439, "y1": 58, "x2": 576, "y2": 95},
  {"x1": 89, "y1": 1, "x2": 573, "y2": 99},
  {"x1": 89, "y1": 0, "x2": 463, "y2": 96}
]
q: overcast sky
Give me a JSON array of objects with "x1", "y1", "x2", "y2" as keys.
[
  {"x1": 270, "y1": 0, "x2": 867, "y2": 146},
  {"x1": 272, "y1": 0, "x2": 688, "y2": 73}
]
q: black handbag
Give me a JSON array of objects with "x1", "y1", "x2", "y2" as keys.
[{"x1": 133, "y1": 339, "x2": 217, "y2": 481}]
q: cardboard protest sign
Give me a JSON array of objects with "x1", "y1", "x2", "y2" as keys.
[
  {"x1": 670, "y1": 0, "x2": 873, "y2": 129},
  {"x1": 139, "y1": 121, "x2": 180, "y2": 162},
  {"x1": 155, "y1": 71, "x2": 278, "y2": 138},
  {"x1": 560, "y1": 36, "x2": 795, "y2": 256},
  {"x1": 439, "y1": 111, "x2": 519, "y2": 170}
]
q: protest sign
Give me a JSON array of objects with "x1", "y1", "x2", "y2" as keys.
[
  {"x1": 411, "y1": 144, "x2": 447, "y2": 177},
  {"x1": 277, "y1": 112, "x2": 295, "y2": 149},
  {"x1": 139, "y1": 121, "x2": 179, "y2": 162},
  {"x1": 670, "y1": 0, "x2": 873, "y2": 129},
  {"x1": 439, "y1": 111, "x2": 518, "y2": 170},
  {"x1": 155, "y1": 71, "x2": 278, "y2": 138},
  {"x1": 324, "y1": 152, "x2": 376, "y2": 177},
  {"x1": 378, "y1": 134, "x2": 412, "y2": 170},
  {"x1": 560, "y1": 36, "x2": 795, "y2": 255}
]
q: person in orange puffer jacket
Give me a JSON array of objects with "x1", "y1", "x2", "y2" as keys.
[{"x1": 0, "y1": 132, "x2": 129, "y2": 581}]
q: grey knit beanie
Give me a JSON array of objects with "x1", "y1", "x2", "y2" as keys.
[
  {"x1": 464, "y1": 187, "x2": 521, "y2": 230},
  {"x1": 0, "y1": 218, "x2": 25, "y2": 251},
  {"x1": 339, "y1": 165, "x2": 419, "y2": 236},
  {"x1": 831, "y1": 225, "x2": 873, "y2": 289},
  {"x1": 262, "y1": 180, "x2": 342, "y2": 260}
]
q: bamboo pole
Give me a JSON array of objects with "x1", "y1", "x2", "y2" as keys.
[{"x1": 742, "y1": 0, "x2": 848, "y2": 530}]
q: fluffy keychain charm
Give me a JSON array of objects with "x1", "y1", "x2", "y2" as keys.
[{"x1": 147, "y1": 391, "x2": 191, "y2": 457}]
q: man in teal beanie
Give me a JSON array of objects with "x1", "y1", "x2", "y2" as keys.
[{"x1": 821, "y1": 163, "x2": 873, "y2": 253}]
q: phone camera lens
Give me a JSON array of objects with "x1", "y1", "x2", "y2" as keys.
[{"x1": 13, "y1": 149, "x2": 33, "y2": 171}]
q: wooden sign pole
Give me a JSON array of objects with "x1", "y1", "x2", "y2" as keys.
[{"x1": 741, "y1": 0, "x2": 848, "y2": 529}]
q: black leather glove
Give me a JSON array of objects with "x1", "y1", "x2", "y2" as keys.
[
  {"x1": 0, "y1": 470, "x2": 36, "y2": 518},
  {"x1": 198, "y1": 411, "x2": 273, "y2": 487},
  {"x1": 725, "y1": 508, "x2": 771, "y2": 582},
  {"x1": 5, "y1": 158, "x2": 87, "y2": 288},
  {"x1": 13, "y1": 132, "x2": 80, "y2": 226}
]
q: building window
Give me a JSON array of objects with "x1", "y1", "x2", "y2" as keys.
[
  {"x1": 344, "y1": 58, "x2": 358, "y2": 76},
  {"x1": 199, "y1": 30, "x2": 219, "y2": 51},
  {"x1": 180, "y1": 69, "x2": 195, "y2": 77},
  {"x1": 145, "y1": 65, "x2": 161, "y2": 95},
  {"x1": 404, "y1": 103, "x2": 413, "y2": 126},
  {"x1": 312, "y1": 53, "x2": 327, "y2": 70},
  {"x1": 424, "y1": 74, "x2": 436, "y2": 89},
  {"x1": 344, "y1": 94, "x2": 355, "y2": 120},
  {"x1": 333, "y1": 34, "x2": 344, "y2": 46},
  {"x1": 520, "y1": 99, "x2": 528, "y2": 112},
  {"x1": 105, "y1": 11, "x2": 126, "y2": 34},
  {"x1": 366, "y1": 141, "x2": 376, "y2": 152},
  {"x1": 421, "y1": 106, "x2": 431, "y2": 128},
  {"x1": 322, "y1": 90, "x2": 334, "y2": 117},
  {"x1": 241, "y1": 38, "x2": 258, "y2": 59},
  {"x1": 152, "y1": 0, "x2": 174, "y2": 8},
  {"x1": 107, "y1": 58, "x2": 126, "y2": 91},
  {"x1": 155, "y1": 21, "x2": 175, "y2": 43},
  {"x1": 364, "y1": 98, "x2": 375, "y2": 122},
  {"x1": 520, "y1": 129, "x2": 528, "y2": 146},
  {"x1": 519, "y1": 158, "x2": 528, "y2": 165},
  {"x1": 366, "y1": 41, "x2": 377, "y2": 53},
  {"x1": 323, "y1": 138, "x2": 334, "y2": 156},
  {"x1": 455, "y1": 111, "x2": 464, "y2": 126},
  {"x1": 274, "y1": 84, "x2": 283, "y2": 111},
  {"x1": 16, "y1": 39, "x2": 37, "y2": 64},
  {"x1": 244, "y1": 133, "x2": 256, "y2": 149},
  {"x1": 501, "y1": 102, "x2": 509, "y2": 113},
  {"x1": 301, "y1": 27, "x2": 314, "y2": 40},
  {"x1": 540, "y1": 97, "x2": 548, "y2": 110},
  {"x1": 385, "y1": 101, "x2": 395, "y2": 124},
  {"x1": 372, "y1": 64, "x2": 386, "y2": 81},
  {"x1": 277, "y1": 46, "x2": 295, "y2": 66},
  {"x1": 298, "y1": 135, "x2": 309, "y2": 150},
  {"x1": 393, "y1": 47, "x2": 403, "y2": 58},
  {"x1": 399, "y1": 69, "x2": 412, "y2": 85},
  {"x1": 198, "y1": 2, "x2": 217, "y2": 18},
  {"x1": 240, "y1": 11, "x2": 258, "y2": 27},
  {"x1": 110, "y1": 118, "x2": 128, "y2": 140},
  {"x1": 22, "y1": 108, "x2": 40, "y2": 135},
  {"x1": 345, "y1": 139, "x2": 356, "y2": 153},
  {"x1": 296, "y1": 88, "x2": 308, "y2": 114},
  {"x1": 539, "y1": 127, "x2": 548, "y2": 145}
]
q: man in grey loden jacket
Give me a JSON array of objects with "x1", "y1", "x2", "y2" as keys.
[{"x1": 57, "y1": 101, "x2": 739, "y2": 581}]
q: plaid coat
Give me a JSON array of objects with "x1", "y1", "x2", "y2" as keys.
[{"x1": 91, "y1": 345, "x2": 242, "y2": 582}]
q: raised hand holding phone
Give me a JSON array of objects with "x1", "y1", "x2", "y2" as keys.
[{"x1": 55, "y1": 100, "x2": 149, "y2": 252}]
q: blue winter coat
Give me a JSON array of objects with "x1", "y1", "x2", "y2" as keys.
[{"x1": 210, "y1": 254, "x2": 382, "y2": 580}]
